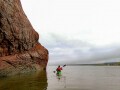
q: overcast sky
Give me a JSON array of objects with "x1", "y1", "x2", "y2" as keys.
[{"x1": 21, "y1": 0, "x2": 120, "y2": 64}]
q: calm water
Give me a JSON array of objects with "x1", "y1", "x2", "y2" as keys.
[{"x1": 0, "y1": 66, "x2": 120, "y2": 90}]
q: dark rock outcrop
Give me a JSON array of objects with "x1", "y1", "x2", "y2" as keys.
[{"x1": 0, "y1": 0, "x2": 48, "y2": 76}]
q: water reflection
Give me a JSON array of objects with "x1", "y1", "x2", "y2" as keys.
[
  {"x1": 56, "y1": 74, "x2": 67, "y2": 89},
  {"x1": 56, "y1": 74, "x2": 62, "y2": 80},
  {"x1": 0, "y1": 71, "x2": 48, "y2": 90}
]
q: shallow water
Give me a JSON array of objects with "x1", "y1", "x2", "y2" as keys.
[
  {"x1": 47, "y1": 66, "x2": 120, "y2": 90},
  {"x1": 0, "y1": 71, "x2": 47, "y2": 90},
  {"x1": 0, "y1": 66, "x2": 120, "y2": 90}
]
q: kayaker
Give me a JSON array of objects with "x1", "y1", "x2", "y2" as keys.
[{"x1": 56, "y1": 65, "x2": 62, "y2": 75}]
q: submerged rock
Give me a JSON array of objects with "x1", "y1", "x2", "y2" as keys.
[{"x1": 0, "y1": 0, "x2": 48, "y2": 76}]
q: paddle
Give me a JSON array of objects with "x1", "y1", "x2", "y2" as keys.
[
  {"x1": 53, "y1": 64, "x2": 66, "y2": 73},
  {"x1": 63, "y1": 64, "x2": 66, "y2": 67}
]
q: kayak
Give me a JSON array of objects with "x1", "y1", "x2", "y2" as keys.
[{"x1": 56, "y1": 71, "x2": 62, "y2": 76}]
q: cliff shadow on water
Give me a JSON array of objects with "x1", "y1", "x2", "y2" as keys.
[{"x1": 0, "y1": 70, "x2": 48, "y2": 90}]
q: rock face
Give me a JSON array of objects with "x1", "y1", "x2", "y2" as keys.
[{"x1": 0, "y1": 0, "x2": 48, "y2": 76}]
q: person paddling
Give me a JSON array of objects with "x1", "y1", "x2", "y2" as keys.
[{"x1": 56, "y1": 65, "x2": 63, "y2": 75}]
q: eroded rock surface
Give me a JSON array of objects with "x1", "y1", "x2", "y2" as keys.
[{"x1": 0, "y1": 0, "x2": 48, "y2": 76}]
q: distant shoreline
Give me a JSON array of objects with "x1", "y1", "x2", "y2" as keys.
[{"x1": 48, "y1": 63, "x2": 120, "y2": 66}]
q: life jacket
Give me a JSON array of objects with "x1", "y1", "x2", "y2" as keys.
[{"x1": 56, "y1": 67, "x2": 62, "y2": 71}]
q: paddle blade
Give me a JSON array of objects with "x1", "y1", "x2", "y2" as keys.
[{"x1": 63, "y1": 64, "x2": 66, "y2": 67}]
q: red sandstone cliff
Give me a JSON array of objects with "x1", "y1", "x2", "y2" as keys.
[{"x1": 0, "y1": 0, "x2": 48, "y2": 76}]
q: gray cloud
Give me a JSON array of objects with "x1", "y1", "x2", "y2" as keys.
[
  {"x1": 40, "y1": 33, "x2": 120, "y2": 64},
  {"x1": 21, "y1": 0, "x2": 120, "y2": 65}
]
